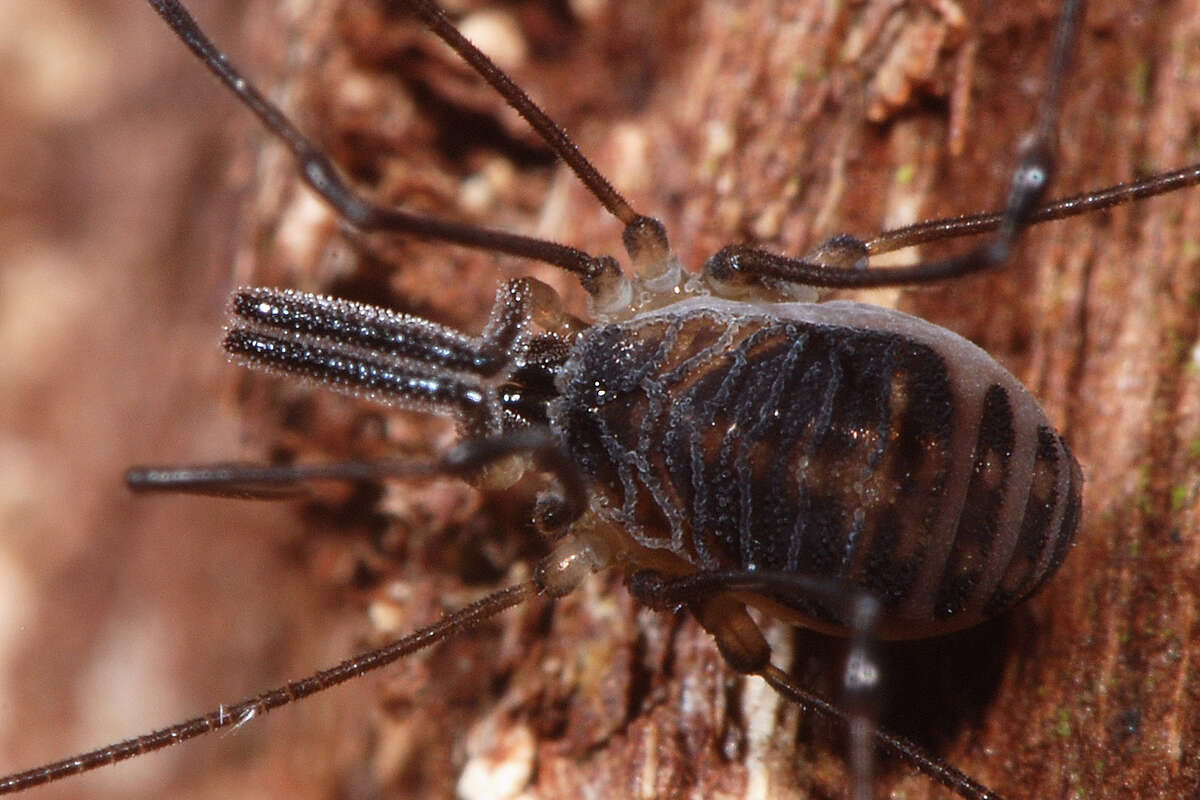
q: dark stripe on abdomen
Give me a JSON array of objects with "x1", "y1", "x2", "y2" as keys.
[
  {"x1": 933, "y1": 385, "x2": 1016, "y2": 618},
  {"x1": 984, "y1": 427, "x2": 1082, "y2": 616}
]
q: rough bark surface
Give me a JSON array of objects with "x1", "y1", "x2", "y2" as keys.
[{"x1": 1, "y1": 1, "x2": 1198, "y2": 799}]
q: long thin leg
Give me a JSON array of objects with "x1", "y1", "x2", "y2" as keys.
[
  {"x1": 844, "y1": 593, "x2": 883, "y2": 800},
  {"x1": 395, "y1": 0, "x2": 677, "y2": 282},
  {"x1": 630, "y1": 569, "x2": 884, "y2": 800},
  {"x1": 11, "y1": 428, "x2": 591, "y2": 789},
  {"x1": 146, "y1": 0, "x2": 676, "y2": 303},
  {"x1": 866, "y1": 161, "x2": 1200, "y2": 256},
  {"x1": 0, "y1": 582, "x2": 535, "y2": 795},
  {"x1": 397, "y1": 0, "x2": 634, "y2": 228},
  {"x1": 145, "y1": 0, "x2": 626, "y2": 294},
  {"x1": 628, "y1": 569, "x2": 1002, "y2": 800},
  {"x1": 759, "y1": 666, "x2": 1004, "y2": 800},
  {"x1": 125, "y1": 458, "x2": 436, "y2": 499},
  {"x1": 701, "y1": 0, "x2": 1101, "y2": 292},
  {"x1": 127, "y1": 427, "x2": 589, "y2": 522}
]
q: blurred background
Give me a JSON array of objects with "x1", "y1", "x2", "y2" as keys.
[{"x1": 0, "y1": 2, "x2": 374, "y2": 797}]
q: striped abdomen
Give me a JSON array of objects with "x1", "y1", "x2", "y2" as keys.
[{"x1": 552, "y1": 297, "x2": 1081, "y2": 638}]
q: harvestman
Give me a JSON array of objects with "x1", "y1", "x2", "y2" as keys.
[{"x1": 3, "y1": 0, "x2": 1200, "y2": 798}]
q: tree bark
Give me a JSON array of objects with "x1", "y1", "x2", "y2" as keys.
[{"x1": 3, "y1": 1, "x2": 1198, "y2": 799}]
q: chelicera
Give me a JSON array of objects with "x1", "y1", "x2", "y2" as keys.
[{"x1": 3, "y1": 0, "x2": 1199, "y2": 798}]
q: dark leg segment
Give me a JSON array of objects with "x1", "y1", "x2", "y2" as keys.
[
  {"x1": 125, "y1": 460, "x2": 422, "y2": 499},
  {"x1": 142, "y1": 0, "x2": 676, "y2": 304},
  {"x1": 144, "y1": 0, "x2": 628, "y2": 292},
  {"x1": 0, "y1": 582, "x2": 535, "y2": 795},
  {"x1": 82, "y1": 427, "x2": 597, "y2": 798},
  {"x1": 701, "y1": 0, "x2": 1105, "y2": 292},
  {"x1": 760, "y1": 665, "x2": 1005, "y2": 800},
  {"x1": 394, "y1": 0, "x2": 677, "y2": 281},
  {"x1": 127, "y1": 427, "x2": 585, "y2": 514},
  {"x1": 629, "y1": 568, "x2": 1004, "y2": 800},
  {"x1": 864, "y1": 158, "x2": 1200, "y2": 257}
]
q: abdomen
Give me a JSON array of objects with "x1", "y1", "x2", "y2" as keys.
[{"x1": 552, "y1": 298, "x2": 1082, "y2": 639}]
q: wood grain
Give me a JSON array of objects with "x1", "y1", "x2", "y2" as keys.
[{"x1": 1, "y1": 1, "x2": 1197, "y2": 798}]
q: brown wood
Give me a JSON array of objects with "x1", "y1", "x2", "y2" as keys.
[{"x1": 2, "y1": 0, "x2": 1198, "y2": 798}]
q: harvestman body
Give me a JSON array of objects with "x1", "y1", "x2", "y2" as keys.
[{"x1": 3, "y1": 0, "x2": 1199, "y2": 797}]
